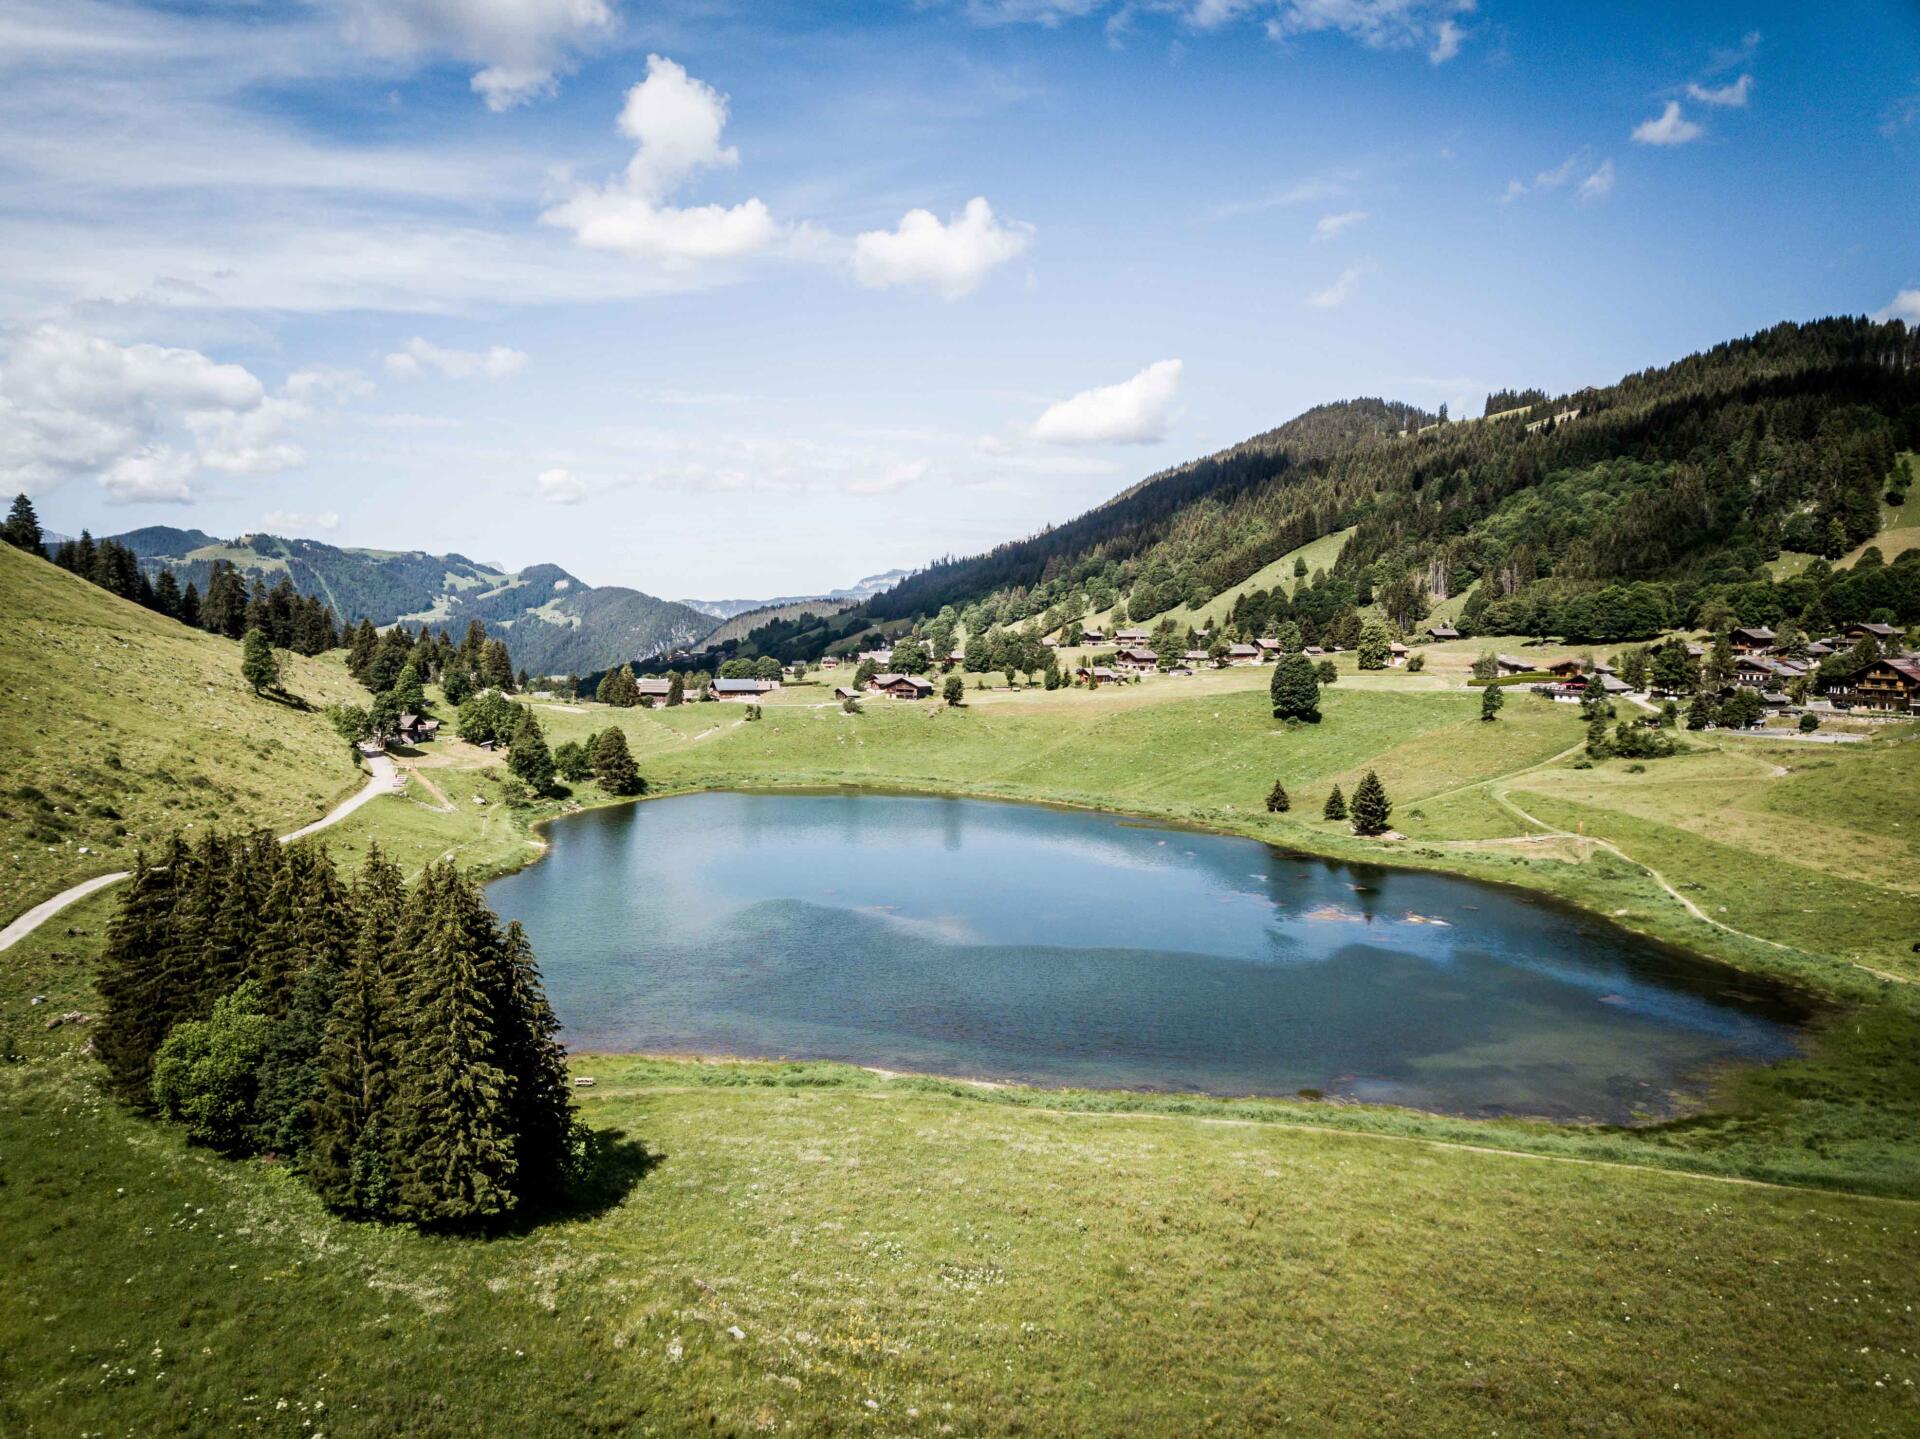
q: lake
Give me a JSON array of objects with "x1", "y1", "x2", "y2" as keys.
[{"x1": 486, "y1": 790, "x2": 1811, "y2": 1121}]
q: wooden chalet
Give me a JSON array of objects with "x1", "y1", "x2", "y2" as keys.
[
  {"x1": 1079, "y1": 627, "x2": 1108, "y2": 646},
  {"x1": 1388, "y1": 642, "x2": 1409, "y2": 667},
  {"x1": 1183, "y1": 649, "x2": 1212, "y2": 667},
  {"x1": 1845, "y1": 621, "x2": 1901, "y2": 643},
  {"x1": 1425, "y1": 623, "x2": 1461, "y2": 641},
  {"x1": 396, "y1": 713, "x2": 440, "y2": 744},
  {"x1": 1076, "y1": 665, "x2": 1120, "y2": 686},
  {"x1": 833, "y1": 685, "x2": 862, "y2": 701},
  {"x1": 1225, "y1": 642, "x2": 1260, "y2": 665},
  {"x1": 1113, "y1": 647, "x2": 1160, "y2": 673},
  {"x1": 1728, "y1": 625, "x2": 1776, "y2": 654},
  {"x1": 712, "y1": 678, "x2": 774, "y2": 701},
  {"x1": 1840, "y1": 656, "x2": 1920, "y2": 712},
  {"x1": 1114, "y1": 628, "x2": 1151, "y2": 647},
  {"x1": 865, "y1": 672, "x2": 934, "y2": 699},
  {"x1": 634, "y1": 678, "x2": 673, "y2": 706},
  {"x1": 1495, "y1": 654, "x2": 1532, "y2": 675}
]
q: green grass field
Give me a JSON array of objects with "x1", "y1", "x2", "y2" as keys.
[{"x1": 7, "y1": 546, "x2": 1920, "y2": 1435}]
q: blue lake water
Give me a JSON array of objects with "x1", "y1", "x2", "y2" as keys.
[{"x1": 486, "y1": 791, "x2": 1811, "y2": 1121}]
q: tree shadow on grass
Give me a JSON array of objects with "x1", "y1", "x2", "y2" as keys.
[
  {"x1": 511, "y1": 1128, "x2": 663, "y2": 1233},
  {"x1": 260, "y1": 688, "x2": 314, "y2": 712}
]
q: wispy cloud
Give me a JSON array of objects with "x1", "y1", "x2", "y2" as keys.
[
  {"x1": 385, "y1": 338, "x2": 528, "y2": 381},
  {"x1": 1306, "y1": 265, "x2": 1367, "y2": 308},
  {"x1": 1687, "y1": 74, "x2": 1752, "y2": 108},
  {"x1": 1313, "y1": 209, "x2": 1370, "y2": 240},
  {"x1": 1576, "y1": 158, "x2": 1615, "y2": 202}
]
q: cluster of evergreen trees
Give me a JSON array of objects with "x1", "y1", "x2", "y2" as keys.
[
  {"x1": 97, "y1": 834, "x2": 586, "y2": 1227},
  {"x1": 347, "y1": 616, "x2": 516, "y2": 701}
]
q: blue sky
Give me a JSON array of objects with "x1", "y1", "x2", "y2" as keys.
[{"x1": 1, "y1": 0, "x2": 1915, "y2": 598}]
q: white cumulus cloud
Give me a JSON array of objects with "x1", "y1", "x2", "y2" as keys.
[
  {"x1": 0, "y1": 325, "x2": 328, "y2": 502},
  {"x1": 852, "y1": 197, "x2": 1031, "y2": 300},
  {"x1": 385, "y1": 337, "x2": 529, "y2": 380},
  {"x1": 542, "y1": 55, "x2": 784, "y2": 273},
  {"x1": 261, "y1": 509, "x2": 341, "y2": 534},
  {"x1": 1873, "y1": 289, "x2": 1920, "y2": 325},
  {"x1": 1632, "y1": 100, "x2": 1704, "y2": 146},
  {"x1": 536, "y1": 467, "x2": 587, "y2": 504},
  {"x1": 324, "y1": 0, "x2": 616, "y2": 111},
  {"x1": 1313, "y1": 209, "x2": 1369, "y2": 240},
  {"x1": 1028, "y1": 360, "x2": 1182, "y2": 446}
]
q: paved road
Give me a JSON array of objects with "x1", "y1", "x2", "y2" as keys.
[{"x1": 0, "y1": 755, "x2": 400, "y2": 953}]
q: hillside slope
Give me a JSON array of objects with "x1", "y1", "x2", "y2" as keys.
[
  {"x1": 844, "y1": 318, "x2": 1920, "y2": 642},
  {"x1": 0, "y1": 544, "x2": 366, "y2": 919},
  {"x1": 112, "y1": 531, "x2": 709, "y2": 677}
]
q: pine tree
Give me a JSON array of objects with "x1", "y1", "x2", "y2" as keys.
[
  {"x1": 1265, "y1": 779, "x2": 1290, "y2": 813},
  {"x1": 241, "y1": 627, "x2": 280, "y2": 695},
  {"x1": 389, "y1": 866, "x2": 519, "y2": 1226},
  {"x1": 1480, "y1": 684, "x2": 1504, "y2": 721},
  {"x1": 495, "y1": 921, "x2": 578, "y2": 1213},
  {"x1": 3, "y1": 493, "x2": 44, "y2": 554},
  {"x1": 1270, "y1": 652, "x2": 1321, "y2": 721},
  {"x1": 507, "y1": 710, "x2": 556, "y2": 794},
  {"x1": 590, "y1": 727, "x2": 642, "y2": 796},
  {"x1": 252, "y1": 850, "x2": 353, "y2": 1155},
  {"x1": 94, "y1": 848, "x2": 186, "y2": 1107},
  {"x1": 482, "y1": 638, "x2": 515, "y2": 692},
  {"x1": 667, "y1": 672, "x2": 684, "y2": 707},
  {"x1": 1350, "y1": 770, "x2": 1392, "y2": 835},
  {"x1": 346, "y1": 619, "x2": 378, "y2": 681},
  {"x1": 311, "y1": 846, "x2": 408, "y2": 1215},
  {"x1": 1323, "y1": 786, "x2": 1346, "y2": 822}
]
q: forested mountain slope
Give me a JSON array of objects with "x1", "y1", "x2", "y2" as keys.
[
  {"x1": 848, "y1": 318, "x2": 1920, "y2": 643},
  {"x1": 107, "y1": 531, "x2": 710, "y2": 678}
]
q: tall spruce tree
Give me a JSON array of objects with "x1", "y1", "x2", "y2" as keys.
[
  {"x1": 1266, "y1": 780, "x2": 1290, "y2": 813},
  {"x1": 1323, "y1": 785, "x2": 1347, "y2": 822},
  {"x1": 311, "y1": 846, "x2": 408, "y2": 1215},
  {"x1": 390, "y1": 866, "x2": 519, "y2": 1226},
  {"x1": 241, "y1": 627, "x2": 280, "y2": 695},
  {"x1": 507, "y1": 710, "x2": 556, "y2": 794},
  {"x1": 1350, "y1": 771, "x2": 1392, "y2": 836},
  {"x1": 495, "y1": 920, "x2": 578, "y2": 1213},
  {"x1": 95, "y1": 845, "x2": 187, "y2": 1107},
  {"x1": 1480, "y1": 684, "x2": 1504, "y2": 721},
  {"x1": 252, "y1": 849, "x2": 353, "y2": 1155},
  {"x1": 3, "y1": 492, "x2": 44, "y2": 554}
]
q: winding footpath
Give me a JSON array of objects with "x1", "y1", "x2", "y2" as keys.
[{"x1": 0, "y1": 755, "x2": 402, "y2": 954}]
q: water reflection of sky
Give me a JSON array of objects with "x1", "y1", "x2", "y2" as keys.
[{"x1": 488, "y1": 791, "x2": 1809, "y2": 1123}]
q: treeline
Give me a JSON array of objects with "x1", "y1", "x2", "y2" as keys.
[
  {"x1": 6, "y1": 495, "x2": 347, "y2": 655},
  {"x1": 98, "y1": 835, "x2": 589, "y2": 1227}
]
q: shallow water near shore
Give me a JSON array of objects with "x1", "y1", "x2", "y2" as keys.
[{"x1": 486, "y1": 790, "x2": 1812, "y2": 1122}]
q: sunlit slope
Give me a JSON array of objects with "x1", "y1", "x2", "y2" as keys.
[{"x1": 0, "y1": 543, "x2": 364, "y2": 918}]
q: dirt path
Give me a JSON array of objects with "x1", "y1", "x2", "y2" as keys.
[
  {"x1": 0, "y1": 756, "x2": 401, "y2": 953},
  {"x1": 400, "y1": 762, "x2": 455, "y2": 814}
]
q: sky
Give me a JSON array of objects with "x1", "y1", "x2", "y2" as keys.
[{"x1": 1, "y1": 1, "x2": 1916, "y2": 600}]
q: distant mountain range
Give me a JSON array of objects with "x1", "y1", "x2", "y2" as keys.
[
  {"x1": 103, "y1": 528, "x2": 712, "y2": 678},
  {"x1": 674, "y1": 569, "x2": 914, "y2": 620}
]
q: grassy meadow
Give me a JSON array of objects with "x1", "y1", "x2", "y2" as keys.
[
  {"x1": 7, "y1": 546, "x2": 1920, "y2": 1434},
  {"x1": 0, "y1": 543, "x2": 367, "y2": 919}
]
